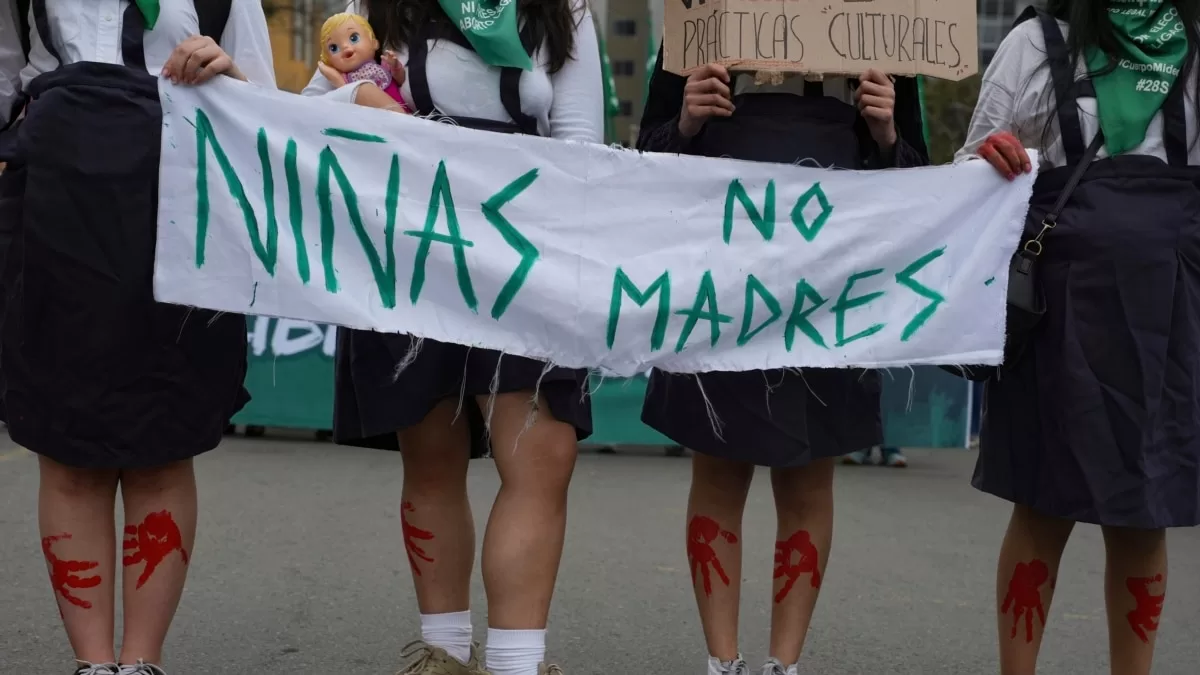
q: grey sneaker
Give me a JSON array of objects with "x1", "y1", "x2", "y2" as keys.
[
  {"x1": 117, "y1": 662, "x2": 166, "y2": 675},
  {"x1": 881, "y1": 447, "x2": 908, "y2": 467},
  {"x1": 397, "y1": 640, "x2": 488, "y2": 675},
  {"x1": 537, "y1": 665, "x2": 564, "y2": 675},
  {"x1": 842, "y1": 446, "x2": 882, "y2": 465},
  {"x1": 73, "y1": 663, "x2": 118, "y2": 675},
  {"x1": 713, "y1": 655, "x2": 751, "y2": 675},
  {"x1": 760, "y1": 658, "x2": 795, "y2": 675}
]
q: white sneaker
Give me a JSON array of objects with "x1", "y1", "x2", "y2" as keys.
[
  {"x1": 709, "y1": 655, "x2": 751, "y2": 675},
  {"x1": 73, "y1": 663, "x2": 118, "y2": 675},
  {"x1": 760, "y1": 658, "x2": 797, "y2": 675},
  {"x1": 117, "y1": 662, "x2": 166, "y2": 675}
]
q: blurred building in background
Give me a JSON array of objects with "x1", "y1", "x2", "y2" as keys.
[
  {"x1": 978, "y1": 0, "x2": 1045, "y2": 65},
  {"x1": 267, "y1": 0, "x2": 346, "y2": 93},
  {"x1": 590, "y1": 0, "x2": 653, "y2": 145}
]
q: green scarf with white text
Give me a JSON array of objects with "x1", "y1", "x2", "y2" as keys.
[
  {"x1": 437, "y1": 0, "x2": 532, "y2": 71},
  {"x1": 1085, "y1": 0, "x2": 1190, "y2": 155}
]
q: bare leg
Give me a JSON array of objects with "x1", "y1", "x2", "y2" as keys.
[
  {"x1": 38, "y1": 455, "x2": 120, "y2": 664},
  {"x1": 480, "y1": 392, "x2": 578, "y2": 629},
  {"x1": 117, "y1": 459, "x2": 197, "y2": 665},
  {"x1": 996, "y1": 504, "x2": 1074, "y2": 675},
  {"x1": 767, "y1": 458, "x2": 835, "y2": 666},
  {"x1": 687, "y1": 452, "x2": 755, "y2": 662},
  {"x1": 398, "y1": 400, "x2": 475, "y2": 615},
  {"x1": 1102, "y1": 526, "x2": 1167, "y2": 675}
]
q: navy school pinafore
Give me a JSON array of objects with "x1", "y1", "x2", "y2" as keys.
[
  {"x1": 975, "y1": 9, "x2": 1200, "y2": 528},
  {"x1": 0, "y1": 0, "x2": 249, "y2": 468}
]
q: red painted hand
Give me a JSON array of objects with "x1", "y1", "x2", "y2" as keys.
[
  {"x1": 1000, "y1": 560, "x2": 1049, "y2": 643},
  {"x1": 773, "y1": 530, "x2": 822, "y2": 603},
  {"x1": 686, "y1": 515, "x2": 738, "y2": 597},
  {"x1": 977, "y1": 132, "x2": 1032, "y2": 181},
  {"x1": 123, "y1": 510, "x2": 189, "y2": 590},
  {"x1": 42, "y1": 533, "x2": 102, "y2": 609},
  {"x1": 401, "y1": 501, "x2": 435, "y2": 576},
  {"x1": 1126, "y1": 574, "x2": 1165, "y2": 643}
]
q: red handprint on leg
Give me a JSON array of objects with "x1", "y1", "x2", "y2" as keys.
[
  {"x1": 1126, "y1": 574, "x2": 1165, "y2": 643},
  {"x1": 773, "y1": 529, "x2": 822, "y2": 603},
  {"x1": 1001, "y1": 559, "x2": 1050, "y2": 643},
  {"x1": 42, "y1": 533, "x2": 101, "y2": 609},
  {"x1": 402, "y1": 501, "x2": 435, "y2": 576},
  {"x1": 687, "y1": 515, "x2": 738, "y2": 597},
  {"x1": 123, "y1": 510, "x2": 189, "y2": 589}
]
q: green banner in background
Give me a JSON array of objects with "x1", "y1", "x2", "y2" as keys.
[{"x1": 232, "y1": 317, "x2": 335, "y2": 430}]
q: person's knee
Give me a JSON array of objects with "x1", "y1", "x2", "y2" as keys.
[
  {"x1": 770, "y1": 458, "x2": 834, "y2": 508},
  {"x1": 1102, "y1": 525, "x2": 1166, "y2": 551},
  {"x1": 487, "y1": 394, "x2": 578, "y2": 491},
  {"x1": 692, "y1": 453, "x2": 755, "y2": 496},
  {"x1": 119, "y1": 458, "x2": 194, "y2": 490}
]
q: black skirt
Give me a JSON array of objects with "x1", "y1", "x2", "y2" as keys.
[
  {"x1": 333, "y1": 331, "x2": 592, "y2": 455},
  {"x1": 643, "y1": 368, "x2": 882, "y2": 467},
  {"x1": 0, "y1": 64, "x2": 249, "y2": 469},
  {"x1": 975, "y1": 156, "x2": 1200, "y2": 528},
  {"x1": 639, "y1": 95, "x2": 888, "y2": 467}
]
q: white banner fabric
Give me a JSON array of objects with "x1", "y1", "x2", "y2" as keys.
[{"x1": 154, "y1": 79, "x2": 1036, "y2": 377}]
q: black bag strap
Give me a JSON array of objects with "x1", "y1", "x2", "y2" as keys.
[
  {"x1": 407, "y1": 18, "x2": 540, "y2": 136},
  {"x1": 29, "y1": 0, "x2": 60, "y2": 64},
  {"x1": 196, "y1": 0, "x2": 233, "y2": 43},
  {"x1": 1023, "y1": 133, "x2": 1105, "y2": 256},
  {"x1": 1037, "y1": 9, "x2": 1089, "y2": 166},
  {"x1": 16, "y1": 0, "x2": 30, "y2": 57}
]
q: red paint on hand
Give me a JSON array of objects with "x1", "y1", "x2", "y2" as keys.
[
  {"x1": 1126, "y1": 574, "x2": 1165, "y2": 643},
  {"x1": 42, "y1": 533, "x2": 102, "y2": 609},
  {"x1": 1001, "y1": 559, "x2": 1050, "y2": 643},
  {"x1": 401, "y1": 501, "x2": 435, "y2": 576},
  {"x1": 123, "y1": 510, "x2": 189, "y2": 589},
  {"x1": 686, "y1": 515, "x2": 738, "y2": 597},
  {"x1": 773, "y1": 529, "x2": 822, "y2": 603}
]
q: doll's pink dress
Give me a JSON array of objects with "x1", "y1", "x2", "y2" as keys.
[{"x1": 344, "y1": 61, "x2": 409, "y2": 112}]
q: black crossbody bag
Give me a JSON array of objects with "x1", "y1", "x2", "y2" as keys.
[{"x1": 941, "y1": 133, "x2": 1103, "y2": 382}]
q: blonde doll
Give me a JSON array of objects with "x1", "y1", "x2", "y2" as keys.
[{"x1": 317, "y1": 13, "x2": 409, "y2": 113}]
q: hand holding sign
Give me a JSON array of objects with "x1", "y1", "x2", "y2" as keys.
[
  {"x1": 679, "y1": 63, "x2": 735, "y2": 139},
  {"x1": 854, "y1": 69, "x2": 897, "y2": 151}
]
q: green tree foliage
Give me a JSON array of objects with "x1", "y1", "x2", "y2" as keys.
[{"x1": 920, "y1": 74, "x2": 982, "y2": 164}]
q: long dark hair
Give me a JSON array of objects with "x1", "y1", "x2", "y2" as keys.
[{"x1": 364, "y1": 0, "x2": 582, "y2": 73}]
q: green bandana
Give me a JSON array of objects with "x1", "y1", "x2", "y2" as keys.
[
  {"x1": 135, "y1": 0, "x2": 160, "y2": 30},
  {"x1": 1085, "y1": 0, "x2": 1189, "y2": 155},
  {"x1": 438, "y1": 0, "x2": 532, "y2": 71}
]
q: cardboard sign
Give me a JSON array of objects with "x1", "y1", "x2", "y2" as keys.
[{"x1": 662, "y1": 0, "x2": 978, "y2": 81}]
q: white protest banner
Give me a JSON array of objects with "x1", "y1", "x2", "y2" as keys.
[
  {"x1": 662, "y1": 0, "x2": 979, "y2": 80},
  {"x1": 154, "y1": 79, "x2": 1034, "y2": 378}
]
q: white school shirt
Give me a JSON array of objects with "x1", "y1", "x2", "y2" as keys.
[
  {"x1": 955, "y1": 17, "x2": 1200, "y2": 169},
  {"x1": 0, "y1": 0, "x2": 277, "y2": 128},
  {"x1": 301, "y1": 0, "x2": 603, "y2": 144}
]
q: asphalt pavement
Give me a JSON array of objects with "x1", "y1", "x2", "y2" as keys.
[{"x1": 2, "y1": 434, "x2": 1198, "y2": 674}]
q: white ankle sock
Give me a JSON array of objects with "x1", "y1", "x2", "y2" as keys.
[
  {"x1": 485, "y1": 628, "x2": 546, "y2": 675},
  {"x1": 419, "y1": 610, "x2": 473, "y2": 664}
]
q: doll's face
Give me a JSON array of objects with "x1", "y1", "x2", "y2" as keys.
[{"x1": 325, "y1": 20, "x2": 379, "y2": 73}]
